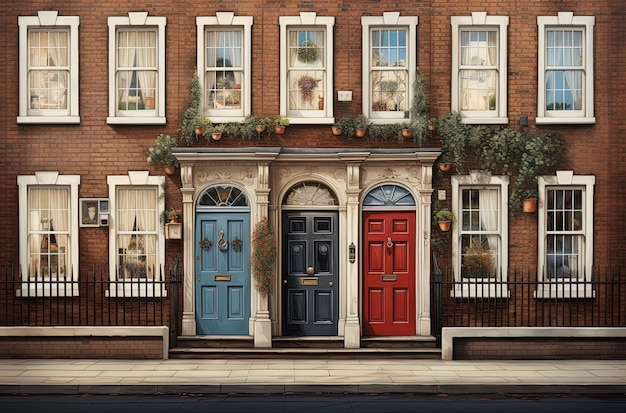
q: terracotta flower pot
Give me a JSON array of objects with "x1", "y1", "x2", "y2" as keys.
[
  {"x1": 402, "y1": 128, "x2": 413, "y2": 138},
  {"x1": 194, "y1": 126, "x2": 205, "y2": 136},
  {"x1": 355, "y1": 128, "x2": 367, "y2": 138},
  {"x1": 331, "y1": 126, "x2": 342, "y2": 136},
  {"x1": 275, "y1": 125, "x2": 286, "y2": 135},
  {"x1": 438, "y1": 220, "x2": 451, "y2": 232},
  {"x1": 211, "y1": 132, "x2": 222, "y2": 141},
  {"x1": 439, "y1": 163, "x2": 452, "y2": 172},
  {"x1": 522, "y1": 198, "x2": 537, "y2": 213},
  {"x1": 256, "y1": 124, "x2": 266, "y2": 133},
  {"x1": 164, "y1": 165, "x2": 176, "y2": 175}
]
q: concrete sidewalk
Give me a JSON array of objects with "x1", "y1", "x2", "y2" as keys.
[{"x1": 1, "y1": 358, "x2": 626, "y2": 395}]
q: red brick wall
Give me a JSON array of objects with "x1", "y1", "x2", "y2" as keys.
[
  {"x1": 454, "y1": 337, "x2": 626, "y2": 360},
  {"x1": 1, "y1": 1, "x2": 624, "y2": 320},
  {"x1": 0, "y1": 337, "x2": 164, "y2": 359}
]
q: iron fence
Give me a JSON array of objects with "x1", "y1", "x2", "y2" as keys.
[
  {"x1": 0, "y1": 259, "x2": 181, "y2": 334},
  {"x1": 431, "y1": 254, "x2": 626, "y2": 346}
]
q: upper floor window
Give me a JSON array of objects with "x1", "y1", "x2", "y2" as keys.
[
  {"x1": 18, "y1": 11, "x2": 79, "y2": 124},
  {"x1": 362, "y1": 13, "x2": 418, "y2": 123},
  {"x1": 452, "y1": 174, "x2": 509, "y2": 297},
  {"x1": 17, "y1": 172, "x2": 80, "y2": 297},
  {"x1": 451, "y1": 12, "x2": 508, "y2": 124},
  {"x1": 107, "y1": 12, "x2": 166, "y2": 125},
  {"x1": 537, "y1": 172, "x2": 595, "y2": 298},
  {"x1": 197, "y1": 13, "x2": 253, "y2": 122},
  {"x1": 107, "y1": 172, "x2": 166, "y2": 297},
  {"x1": 536, "y1": 13, "x2": 595, "y2": 125},
  {"x1": 279, "y1": 12, "x2": 334, "y2": 124}
]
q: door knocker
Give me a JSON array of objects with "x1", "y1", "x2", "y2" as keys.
[
  {"x1": 217, "y1": 230, "x2": 229, "y2": 251},
  {"x1": 387, "y1": 237, "x2": 394, "y2": 250}
]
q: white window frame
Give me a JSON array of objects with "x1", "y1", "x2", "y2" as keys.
[
  {"x1": 537, "y1": 171, "x2": 595, "y2": 299},
  {"x1": 451, "y1": 12, "x2": 508, "y2": 124},
  {"x1": 17, "y1": 172, "x2": 80, "y2": 297},
  {"x1": 279, "y1": 12, "x2": 335, "y2": 125},
  {"x1": 18, "y1": 11, "x2": 80, "y2": 124},
  {"x1": 536, "y1": 12, "x2": 595, "y2": 125},
  {"x1": 451, "y1": 174, "x2": 509, "y2": 298},
  {"x1": 107, "y1": 172, "x2": 166, "y2": 298},
  {"x1": 361, "y1": 12, "x2": 418, "y2": 124},
  {"x1": 107, "y1": 12, "x2": 166, "y2": 125},
  {"x1": 197, "y1": 13, "x2": 253, "y2": 123}
]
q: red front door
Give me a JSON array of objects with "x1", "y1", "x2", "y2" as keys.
[{"x1": 363, "y1": 211, "x2": 416, "y2": 336}]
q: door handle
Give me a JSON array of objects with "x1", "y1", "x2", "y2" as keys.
[
  {"x1": 306, "y1": 266, "x2": 315, "y2": 275},
  {"x1": 329, "y1": 281, "x2": 333, "y2": 287}
]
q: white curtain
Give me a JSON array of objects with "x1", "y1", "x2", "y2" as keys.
[
  {"x1": 460, "y1": 30, "x2": 497, "y2": 110},
  {"x1": 479, "y1": 188, "x2": 499, "y2": 277},
  {"x1": 136, "y1": 31, "x2": 157, "y2": 101},
  {"x1": 546, "y1": 30, "x2": 582, "y2": 110}
]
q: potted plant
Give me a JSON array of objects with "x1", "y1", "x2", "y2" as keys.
[
  {"x1": 354, "y1": 114, "x2": 369, "y2": 138},
  {"x1": 208, "y1": 123, "x2": 225, "y2": 141},
  {"x1": 462, "y1": 238, "x2": 494, "y2": 278},
  {"x1": 274, "y1": 115, "x2": 290, "y2": 134},
  {"x1": 520, "y1": 189, "x2": 538, "y2": 213},
  {"x1": 194, "y1": 115, "x2": 211, "y2": 137},
  {"x1": 435, "y1": 208, "x2": 455, "y2": 232},
  {"x1": 251, "y1": 217, "x2": 276, "y2": 296},
  {"x1": 331, "y1": 123, "x2": 343, "y2": 136},
  {"x1": 438, "y1": 155, "x2": 452, "y2": 172},
  {"x1": 401, "y1": 122, "x2": 413, "y2": 138},
  {"x1": 147, "y1": 133, "x2": 179, "y2": 175},
  {"x1": 428, "y1": 117, "x2": 437, "y2": 131}
]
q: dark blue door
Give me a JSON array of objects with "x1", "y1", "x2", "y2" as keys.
[
  {"x1": 282, "y1": 211, "x2": 338, "y2": 336},
  {"x1": 195, "y1": 212, "x2": 250, "y2": 335}
]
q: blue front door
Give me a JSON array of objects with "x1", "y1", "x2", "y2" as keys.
[{"x1": 195, "y1": 212, "x2": 250, "y2": 335}]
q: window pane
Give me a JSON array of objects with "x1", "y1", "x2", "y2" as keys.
[
  {"x1": 116, "y1": 29, "x2": 158, "y2": 111},
  {"x1": 28, "y1": 187, "x2": 70, "y2": 279},
  {"x1": 116, "y1": 187, "x2": 158, "y2": 280},
  {"x1": 545, "y1": 29, "x2": 583, "y2": 111},
  {"x1": 371, "y1": 70, "x2": 407, "y2": 112},
  {"x1": 287, "y1": 29, "x2": 326, "y2": 111},
  {"x1": 204, "y1": 29, "x2": 244, "y2": 110},
  {"x1": 29, "y1": 30, "x2": 69, "y2": 110},
  {"x1": 545, "y1": 188, "x2": 584, "y2": 279}
]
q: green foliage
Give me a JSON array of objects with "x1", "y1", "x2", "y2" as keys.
[
  {"x1": 147, "y1": 134, "x2": 179, "y2": 168},
  {"x1": 407, "y1": 67, "x2": 429, "y2": 144},
  {"x1": 179, "y1": 73, "x2": 203, "y2": 146},
  {"x1": 436, "y1": 111, "x2": 567, "y2": 214},
  {"x1": 251, "y1": 217, "x2": 276, "y2": 296},
  {"x1": 274, "y1": 114, "x2": 290, "y2": 127},
  {"x1": 435, "y1": 208, "x2": 455, "y2": 223}
]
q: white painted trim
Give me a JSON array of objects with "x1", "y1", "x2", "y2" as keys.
[
  {"x1": 17, "y1": 12, "x2": 80, "y2": 124},
  {"x1": 536, "y1": 13, "x2": 595, "y2": 124},
  {"x1": 441, "y1": 327, "x2": 626, "y2": 360},
  {"x1": 107, "y1": 14, "x2": 167, "y2": 124},
  {"x1": 0, "y1": 326, "x2": 170, "y2": 359},
  {"x1": 279, "y1": 13, "x2": 335, "y2": 124},
  {"x1": 451, "y1": 13, "x2": 509, "y2": 124},
  {"x1": 196, "y1": 14, "x2": 253, "y2": 121},
  {"x1": 361, "y1": 14, "x2": 418, "y2": 123}
]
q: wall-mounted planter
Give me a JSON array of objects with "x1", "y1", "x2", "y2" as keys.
[{"x1": 522, "y1": 198, "x2": 537, "y2": 213}]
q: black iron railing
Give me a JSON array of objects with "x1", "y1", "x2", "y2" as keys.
[
  {"x1": 431, "y1": 259, "x2": 626, "y2": 346},
  {"x1": 0, "y1": 260, "x2": 181, "y2": 332}
]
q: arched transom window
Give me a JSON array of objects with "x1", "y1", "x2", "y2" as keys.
[
  {"x1": 283, "y1": 181, "x2": 337, "y2": 206},
  {"x1": 197, "y1": 185, "x2": 248, "y2": 207},
  {"x1": 363, "y1": 184, "x2": 415, "y2": 206}
]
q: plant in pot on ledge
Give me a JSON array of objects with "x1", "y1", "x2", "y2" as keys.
[
  {"x1": 353, "y1": 114, "x2": 369, "y2": 138},
  {"x1": 435, "y1": 208, "x2": 455, "y2": 232},
  {"x1": 147, "y1": 133, "x2": 179, "y2": 175},
  {"x1": 274, "y1": 115, "x2": 290, "y2": 135}
]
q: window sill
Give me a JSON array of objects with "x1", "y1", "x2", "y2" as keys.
[
  {"x1": 17, "y1": 116, "x2": 80, "y2": 125},
  {"x1": 287, "y1": 116, "x2": 335, "y2": 125},
  {"x1": 106, "y1": 281, "x2": 168, "y2": 298},
  {"x1": 17, "y1": 281, "x2": 80, "y2": 297},
  {"x1": 451, "y1": 283, "x2": 510, "y2": 299},
  {"x1": 106, "y1": 116, "x2": 167, "y2": 125},
  {"x1": 535, "y1": 116, "x2": 596, "y2": 125},
  {"x1": 461, "y1": 117, "x2": 509, "y2": 125},
  {"x1": 534, "y1": 284, "x2": 595, "y2": 300}
]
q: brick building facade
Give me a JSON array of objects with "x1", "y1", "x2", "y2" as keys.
[{"x1": 1, "y1": 1, "x2": 625, "y2": 357}]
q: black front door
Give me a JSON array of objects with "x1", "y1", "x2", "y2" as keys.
[{"x1": 282, "y1": 211, "x2": 339, "y2": 336}]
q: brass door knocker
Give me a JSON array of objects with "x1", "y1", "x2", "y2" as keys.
[{"x1": 217, "y1": 230, "x2": 229, "y2": 251}]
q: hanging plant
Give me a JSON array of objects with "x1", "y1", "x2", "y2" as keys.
[
  {"x1": 251, "y1": 217, "x2": 276, "y2": 296},
  {"x1": 231, "y1": 237, "x2": 243, "y2": 253},
  {"x1": 297, "y1": 40, "x2": 318, "y2": 63},
  {"x1": 297, "y1": 74, "x2": 319, "y2": 104}
]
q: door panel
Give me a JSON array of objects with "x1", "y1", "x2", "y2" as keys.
[
  {"x1": 363, "y1": 211, "x2": 416, "y2": 336},
  {"x1": 195, "y1": 213, "x2": 250, "y2": 335},
  {"x1": 283, "y1": 211, "x2": 338, "y2": 336}
]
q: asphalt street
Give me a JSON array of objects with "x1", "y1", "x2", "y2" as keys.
[{"x1": 1, "y1": 393, "x2": 626, "y2": 413}]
